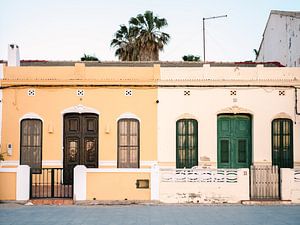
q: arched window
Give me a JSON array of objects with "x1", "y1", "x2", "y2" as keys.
[
  {"x1": 176, "y1": 119, "x2": 198, "y2": 168},
  {"x1": 272, "y1": 118, "x2": 293, "y2": 168},
  {"x1": 20, "y1": 119, "x2": 42, "y2": 173},
  {"x1": 117, "y1": 119, "x2": 140, "y2": 168}
]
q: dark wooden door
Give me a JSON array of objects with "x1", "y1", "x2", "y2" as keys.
[
  {"x1": 63, "y1": 113, "x2": 98, "y2": 184},
  {"x1": 217, "y1": 114, "x2": 252, "y2": 168}
]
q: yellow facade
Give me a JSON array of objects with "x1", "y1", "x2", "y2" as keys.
[
  {"x1": 0, "y1": 172, "x2": 16, "y2": 200},
  {"x1": 87, "y1": 172, "x2": 151, "y2": 200},
  {"x1": 0, "y1": 63, "x2": 158, "y2": 201},
  {"x1": 1, "y1": 63, "x2": 158, "y2": 167}
]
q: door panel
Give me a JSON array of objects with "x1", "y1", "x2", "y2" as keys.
[
  {"x1": 63, "y1": 113, "x2": 98, "y2": 184},
  {"x1": 218, "y1": 115, "x2": 252, "y2": 168}
]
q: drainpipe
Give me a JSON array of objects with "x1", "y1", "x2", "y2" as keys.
[{"x1": 295, "y1": 88, "x2": 300, "y2": 115}]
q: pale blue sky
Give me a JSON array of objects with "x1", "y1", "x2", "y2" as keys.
[{"x1": 0, "y1": 0, "x2": 299, "y2": 62}]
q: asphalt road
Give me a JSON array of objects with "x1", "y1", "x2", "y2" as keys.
[{"x1": 0, "y1": 204, "x2": 299, "y2": 225}]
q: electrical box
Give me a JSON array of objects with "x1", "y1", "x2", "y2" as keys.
[{"x1": 7, "y1": 144, "x2": 12, "y2": 156}]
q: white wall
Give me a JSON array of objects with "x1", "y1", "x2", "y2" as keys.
[
  {"x1": 158, "y1": 67, "x2": 300, "y2": 168},
  {"x1": 257, "y1": 13, "x2": 300, "y2": 67}
]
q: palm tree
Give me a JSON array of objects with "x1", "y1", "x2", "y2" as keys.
[
  {"x1": 111, "y1": 11, "x2": 170, "y2": 61},
  {"x1": 110, "y1": 25, "x2": 139, "y2": 61}
]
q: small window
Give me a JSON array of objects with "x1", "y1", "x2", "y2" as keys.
[
  {"x1": 117, "y1": 119, "x2": 140, "y2": 168},
  {"x1": 136, "y1": 179, "x2": 149, "y2": 189},
  {"x1": 20, "y1": 119, "x2": 42, "y2": 173},
  {"x1": 176, "y1": 119, "x2": 198, "y2": 168},
  {"x1": 272, "y1": 119, "x2": 293, "y2": 168}
]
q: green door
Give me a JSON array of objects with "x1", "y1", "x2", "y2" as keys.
[
  {"x1": 217, "y1": 114, "x2": 252, "y2": 168},
  {"x1": 176, "y1": 119, "x2": 198, "y2": 168},
  {"x1": 272, "y1": 119, "x2": 293, "y2": 168}
]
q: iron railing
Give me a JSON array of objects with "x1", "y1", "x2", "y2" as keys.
[{"x1": 30, "y1": 168, "x2": 73, "y2": 199}]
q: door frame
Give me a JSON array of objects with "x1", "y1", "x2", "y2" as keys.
[
  {"x1": 217, "y1": 113, "x2": 252, "y2": 168},
  {"x1": 61, "y1": 104, "x2": 100, "y2": 163}
]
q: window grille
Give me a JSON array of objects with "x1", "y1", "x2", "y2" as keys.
[
  {"x1": 278, "y1": 90, "x2": 285, "y2": 96},
  {"x1": 117, "y1": 119, "x2": 140, "y2": 168},
  {"x1": 272, "y1": 119, "x2": 293, "y2": 168},
  {"x1": 77, "y1": 89, "x2": 84, "y2": 96},
  {"x1": 184, "y1": 90, "x2": 190, "y2": 96},
  {"x1": 125, "y1": 90, "x2": 132, "y2": 96},
  {"x1": 20, "y1": 119, "x2": 42, "y2": 173},
  {"x1": 176, "y1": 119, "x2": 198, "y2": 168},
  {"x1": 230, "y1": 90, "x2": 237, "y2": 96},
  {"x1": 28, "y1": 89, "x2": 36, "y2": 96}
]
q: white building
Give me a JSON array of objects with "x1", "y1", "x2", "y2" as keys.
[
  {"x1": 157, "y1": 63, "x2": 300, "y2": 203},
  {"x1": 256, "y1": 10, "x2": 300, "y2": 67}
]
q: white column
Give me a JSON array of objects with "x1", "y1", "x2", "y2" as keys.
[
  {"x1": 238, "y1": 168, "x2": 250, "y2": 201},
  {"x1": 151, "y1": 164, "x2": 160, "y2": 200},
  {"x1": 16, "y1": 165, "x2": 30, "y2": 200},
  {"x1": 281, "y1": 168, "x2": 293, "y2": 200},
  {"x1": 74, "y1": 165, "x2": 87, "y2": 201}
]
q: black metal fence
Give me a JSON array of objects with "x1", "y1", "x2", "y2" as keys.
[{"x1": 30, "y1": 168, "x2": 73, "y2": 199}]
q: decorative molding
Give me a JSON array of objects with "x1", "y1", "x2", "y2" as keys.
[
  {"x1": 87, "y1": 168, "x2": 151, "y2": 173},
  {"x1": 0, "y1": 160, "x2": 19, "y2": 166},
  {"x1": 61, "y1": 104, "x2": 99, "y2": 115},
  {"x1": 98, "y1": 161, "x2": 117, "y2": 167},
  {"x1": 0, "y1": 168, "x2": 17, "y2": 172},
  {"x1": 116, "y1": 112, "x2": 141, "y2": 122},
  {"x1": 176, "y1": 113, "x2": 198, "y2": 121},
  {"x1": 217, "y1": 105, "x2": 253, "y2": 115},
  {"x1": 99, "y1": 160, "x2": 156, "y2": 167},
  {"x1": 272, "y1": 112, "x2": 293, "y2": 120},
  {"x1": 19, "y1": 113, "x2": 43, "y2": 122},
  {"x1": 43, "y1": 160, "x2": 63, "y2": 166}
]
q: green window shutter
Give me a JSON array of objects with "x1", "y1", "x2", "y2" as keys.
[
  {"x1": 272, "y1": 119, "x2": 293, "y2": 168},
  {"x1": 176, "y1": 119, "x2": 198, "y2": 168}
]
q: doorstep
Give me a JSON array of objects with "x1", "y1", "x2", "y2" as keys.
[
  {"x1": 241, "y1": 200, "x2": 292, "y2": 205},
  {"x1": 28, "y1": 199, "x2": 74, "y2": 205}
]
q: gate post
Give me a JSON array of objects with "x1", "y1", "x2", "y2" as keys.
[
  {"x1": 281, "y1": 168, "x2": 293, "y2": 200},
  {"x1": 238, "y1": 168, "x2": 250, "y2": 200},
  {"x1": 74, "y1": 165, "x2": 87, "y2": 201},
  {"x1": 16, "y1": 165, "x2": 30, "y2": 200},
  {"x1": 151, "y1": 163, "x2": 159, "y2": 200}
]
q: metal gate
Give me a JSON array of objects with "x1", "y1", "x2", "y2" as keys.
[
  {"x1": 30, "y1": 168, "x2": 73, "y2": 199},
  {"x1": 250, "y1": 165, "x2": 280, "y2": 200}
]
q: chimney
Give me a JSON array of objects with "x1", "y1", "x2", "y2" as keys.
[{"x1": 8, "y1": 44, "x2": 20, "y2": 66}]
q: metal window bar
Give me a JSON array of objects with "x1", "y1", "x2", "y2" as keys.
[{"x1": 30, "y1": 168, "x2": 73, "y2": 199}]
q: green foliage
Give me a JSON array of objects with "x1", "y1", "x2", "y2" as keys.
[
  {"x1": 111, "y1": 10, "x2": 170, "y2": 61},
  {"x1": 81, "y1": 54, "x2": 99, "y2": 61},
  {"x1": 182, "y1": 55, "x2": 201, "y2": 62}
]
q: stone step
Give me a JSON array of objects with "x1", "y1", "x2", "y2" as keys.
[
  {"x1": 241, "y1": 200, "x2": 292, "y2": 205},
  {"x1": 29, "y1": 199, "x2": 74, "y2": 205}
]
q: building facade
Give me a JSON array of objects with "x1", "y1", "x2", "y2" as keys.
[
  {"x1": 256, "y1": 10, "x2": 300, "y2": 67},
  {"x1": 0, "y1": 61, "x2": 300, "y2": 203}
]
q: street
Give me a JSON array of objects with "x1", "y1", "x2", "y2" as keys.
[{"x1": 0, "y1": 204, "x2": 299, "y2": 225}]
